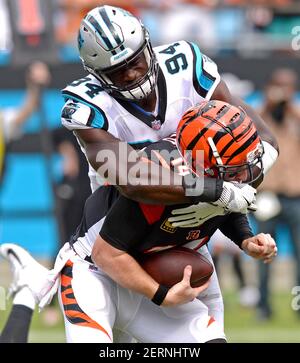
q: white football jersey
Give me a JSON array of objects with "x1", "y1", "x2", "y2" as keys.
[{"x1": 61, "y1": 41, "x2": 220, "y2": 191}]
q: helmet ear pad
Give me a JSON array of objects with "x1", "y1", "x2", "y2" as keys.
[{"x1": 176, "y1": 100, "x2": 264, "y2": 184}]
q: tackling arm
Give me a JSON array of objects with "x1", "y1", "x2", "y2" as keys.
[
  {"x1": 76, "y1": 128, "x2": 224, "y2": 205},
  {"x1": 75, "y1": 128, "x2": 187, "y2": 204}
]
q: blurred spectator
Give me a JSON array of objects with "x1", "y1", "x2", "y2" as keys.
[
  {"x1": 55, "y1": 0, "x2": 142, "y2": 46},
  {"x1": 0, "y1": 0, "x2": 12, "y2": 52},
  {"x1": 43, "y1": 127, "x2": 91, "y2": 326},
  {"x1": 210, "y1": 230, "x2": 259, "y2": 308},
  {"x1": 160, "y1": 0, "x2": 218, "y2": 52},
  {"x1": 52, "y1": 127, "x2": 91, "y2": 245},
  {"x1": 0, "y1": 61, "x2": 50, "y2": 184},
  {"x1": 224, "y1": 0, "x2": 292, "y2": 6},
  {"x1": 254, "y1": 68, "x2": 300, "y2": 320}
]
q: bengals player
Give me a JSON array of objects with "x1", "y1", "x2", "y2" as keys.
[{"x1": 56, "y1": 101, "x2": 277, "y2": 343}]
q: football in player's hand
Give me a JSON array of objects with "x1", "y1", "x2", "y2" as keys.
[{"x1": 139, "y1": 246, "x2": 214, "y2": 288}]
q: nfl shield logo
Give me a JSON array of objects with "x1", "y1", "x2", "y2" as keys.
[{"x1": 151, "y1": 119, "x2": 161, "y2": 130}]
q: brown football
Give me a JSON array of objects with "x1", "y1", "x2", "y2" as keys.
[{"x1": 139, "y1": 246, "x2": 214, "y2": 288}]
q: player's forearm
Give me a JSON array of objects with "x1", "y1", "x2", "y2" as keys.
[
  {"x1": 81, "y1": 132, "x2": 223, "y2": 205},
  {"x1": 219, "y1": 213, "x2": 254, "y2": 249},
  {"x1": 85, "y1": 141, "x2": 190, "y2": 204},
  {"x1": 92, "y1": 237, "x2": 159, "y2": 299}
]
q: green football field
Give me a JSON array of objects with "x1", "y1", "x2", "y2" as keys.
[{"x1": 1, "y1": 290, "x2": 300, "y2": 343}]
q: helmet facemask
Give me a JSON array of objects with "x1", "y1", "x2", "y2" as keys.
[{"x1": 206, "y1": 137, "x2": 264, "y2": 185}]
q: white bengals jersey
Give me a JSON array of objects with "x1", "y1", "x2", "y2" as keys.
[{"x1": 61, "y1": 40, "x2": 220, "y2": 192}]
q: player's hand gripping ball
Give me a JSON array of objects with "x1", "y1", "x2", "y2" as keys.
[{"x1": 139, "y1": 246, "x2": 213, "y2": 288}]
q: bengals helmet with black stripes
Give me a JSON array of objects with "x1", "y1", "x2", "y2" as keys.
[{"x1": 176, "y1": 100, "x2": 264, "y2": 184}]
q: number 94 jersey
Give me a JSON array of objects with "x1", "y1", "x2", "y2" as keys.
[{"x1": 61, "y1": 41, "x2": 220, "y2": 190}]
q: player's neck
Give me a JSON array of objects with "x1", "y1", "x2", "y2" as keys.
[{"x1": 134, "y1": 90, "x2": 157, "y2": 113}]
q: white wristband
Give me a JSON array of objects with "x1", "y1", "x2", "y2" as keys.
[{"x1": 261, "y1": 141, "x2": 279, "y2": 175}]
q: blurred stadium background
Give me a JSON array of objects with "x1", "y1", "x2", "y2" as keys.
[{"x1": 1, "y1": 0, "x2": 300, "y2": 342}]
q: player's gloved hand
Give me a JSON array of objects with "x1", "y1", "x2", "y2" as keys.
[
  {"x1": 169, "y1": 182, "x2": 256, "y2": 228},
  {"x1": 169, "y1": 202, "x2": 226, "y2": 228},
  {"x1": 213, "y1": 181, "x2": 257, "y2": 214}
]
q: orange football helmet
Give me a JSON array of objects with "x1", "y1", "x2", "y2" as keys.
[{"x1": 176, "y1": 100, "x2": 264, "y2": 184}]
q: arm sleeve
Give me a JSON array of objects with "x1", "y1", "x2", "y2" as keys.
[
  {"x1": 100, "y1": 197, "x2": 150, "y2": 252},
  {"x1": 219, "y1": 213, "x2": 254, "y2": 249},
  {"x1": 187, "y1": 41, "x2": 221, "y2": 100}
]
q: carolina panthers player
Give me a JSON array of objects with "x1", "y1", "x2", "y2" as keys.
[
  {"x1": 60, "y1": 5, "x2": 278, "y2": 343},
  {"x1": 61, "y1": 5, "x2": 278, "y2": 210}
]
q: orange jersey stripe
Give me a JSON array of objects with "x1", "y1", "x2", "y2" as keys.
[{"x1": 61, "y1": 260, "x2": 112, "y2": 341}]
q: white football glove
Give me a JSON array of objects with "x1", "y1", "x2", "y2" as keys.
[
  {"x1": 168, "y1": 182, "x2": 257, "y2": 229},
  {"x1": 168, "y1": 202, "x2": 226, "y2": 228},
  {"x1": 213, "y1": 181, "x2": 257, "y2": 213}
]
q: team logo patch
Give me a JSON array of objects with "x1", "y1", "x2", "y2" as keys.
[
  {"x1": 160, "y1": 218, "x2": 177, "y2": 233},
  {"x1": 62, "y1": 103, "x2": 79, "y2": 121},
  {"x1": 186, "y1": 230, "x2": 201, "y2": 241},
  {"x1": 151, "y1": 119, "x2": 161, "y2": 130},
  {"x1": 247, "y1": 142, "x2": 263, "y2": 162}
]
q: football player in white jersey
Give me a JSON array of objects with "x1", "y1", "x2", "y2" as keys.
[{"x1": 61, "y1": 5, "x2": 278, "y2": 208}]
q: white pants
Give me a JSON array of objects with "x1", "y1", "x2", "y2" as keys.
[
  {"x1": 58, "y1": 245, "x2": 225, "y2": 343},
  {"x1": 196, "y1": 245, "x2": 224, "y2": 331}
]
